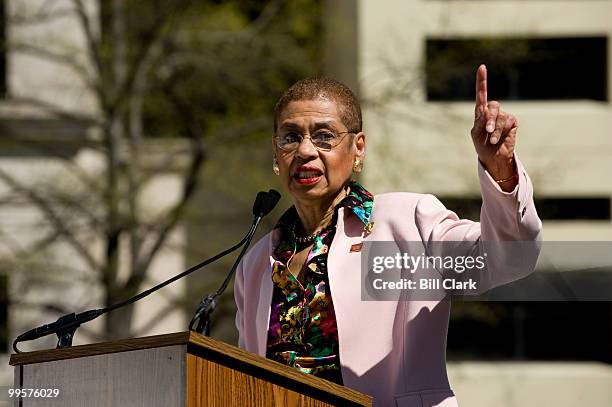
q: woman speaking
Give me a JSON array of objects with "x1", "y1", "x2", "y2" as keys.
[{"x1": 234, "y1": 65, "x2": 542, "y2": 406}]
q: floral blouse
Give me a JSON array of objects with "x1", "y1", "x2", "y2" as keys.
[{"x1": 266, "y1": 180, "x2": 374, "y2": 384}]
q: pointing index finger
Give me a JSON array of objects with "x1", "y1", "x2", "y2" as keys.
[{"x1": 475, "y1": 64, "x2": 487, "y2": 109}]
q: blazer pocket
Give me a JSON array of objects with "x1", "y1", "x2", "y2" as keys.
[{"x1": 394, "y1": 388, "x2": 456, "y2": 407}]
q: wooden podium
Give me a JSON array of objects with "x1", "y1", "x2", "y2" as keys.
[{"x1": 9, "y1": 331, "x2": 372, "y2": 406}]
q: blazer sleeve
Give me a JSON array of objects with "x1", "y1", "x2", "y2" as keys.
[
  {"x1": 234, "y1": 257, "x2": 246, "y2": 349},
  {"x1": 414, "y1": 156, "x2": 542, "y2": 294}
]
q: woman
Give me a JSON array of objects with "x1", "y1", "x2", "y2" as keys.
[{"x1": 234, "y1": 65, "x2": 542, "y2": 406}]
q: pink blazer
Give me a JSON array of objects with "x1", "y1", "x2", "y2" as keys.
[{"x1": 234, "y1": 158, "x2": 542, "y2": 407}]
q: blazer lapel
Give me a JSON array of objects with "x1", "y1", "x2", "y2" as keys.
[
  {"x1": 254, "y1": 229, "x2": 276, "y2": 356},
  {"x1": 328, "y1": 208, "x2": 370, "y2": 374}
]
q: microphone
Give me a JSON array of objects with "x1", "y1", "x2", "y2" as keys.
[
  {"x1": 253, "y1": 189, "x2": 281, "y2": 217},
  {"x1": 13, "y1": 189, "x2": 281, "y2": 353},
  {"x1": 14, "y1": 309, "x2": 103, "y2": 343},
  {"x1": 190, "y1": 189, "x2": 281, "y2": 335}
]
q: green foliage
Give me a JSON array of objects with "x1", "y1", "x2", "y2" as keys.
[{"x1": 136, "y1": 0, "x2": 322, "y2": 142}]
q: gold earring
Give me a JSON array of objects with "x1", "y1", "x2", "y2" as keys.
[
  {"x1": 273, "y1": 158, "x2": 280, "y2": 175},
  {"x1": 353, "y1": 158, "x2": 363, "y2": 173}
]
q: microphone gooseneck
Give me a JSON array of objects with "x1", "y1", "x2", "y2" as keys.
[{"x1": 190, "y1": 189, "x2": 281, "y2": 336}]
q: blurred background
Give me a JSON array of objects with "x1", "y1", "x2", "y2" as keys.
[{"x1": 0, "y1": 0, "x2": 610, "y2": 405}]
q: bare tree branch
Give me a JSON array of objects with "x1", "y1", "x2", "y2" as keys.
[
  {"x1": 105, "y1": 1, "x2": 195, "y2": 116},
  {"x1": 134, "y1": 116, "x2": 268, "y2": 189},
  {"x1": 9, "y1": 41, "x2": 98, "y2": 92},
  {"x1": 9, "y1": 260, "x2": 99, "y2": 286},
  {"x1": 0, "y1": 168, "x2": 102, "y2": 273},
  {"x1": 241, "y1": 0, "x2": 287, "y2": 41},
  {"x1": 124, "y1": 4, "x2": 168, "y2": 278},
  {"x1": 13, "y1": 229, "x2": 62, "y2": 259},
  {"x1": 0, "y1": 140, "x2": 104, "y2": 198},
  {"x1": 7, "y1": 96, "x2": 100, "y2": 125},
  {"x1": 129, "y1": 80, "x2": 206, "y2": 291},
  {"x1": 72, "y1": 0, "x2": 104, "y2": 87},
  {"x1": 0, "y1": 227, "x2": 27, "y2": 257},
  {"x1": 129, "y1": 139, "x2": 204, "y2": 291},
  {"x1": 41, "y1": 189, "x2": 105, "y2": 232},
  {"x1": 10, "y1": 8, "x2": 76, "y2": 26},
  {"x1": 200, "y1": 0, "x2": 287, "y2": 43}
]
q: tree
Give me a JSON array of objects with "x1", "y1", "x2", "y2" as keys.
[{"x1": 0, "y1": 0, "x2": 321, "y2": 344}]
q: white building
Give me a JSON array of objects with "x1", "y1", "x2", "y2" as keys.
[{"x1": 325, "y1": 0, "x2": 612, "y2": 405}]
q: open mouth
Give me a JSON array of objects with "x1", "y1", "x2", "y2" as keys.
[{"x1": 293, "y1": 167, "x2": 323, "y2": 185}]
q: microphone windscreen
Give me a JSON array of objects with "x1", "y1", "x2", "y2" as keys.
[
  {"x1": 264, "y1": 189, "x2": 281, "y2": 214},
  {"x1": 253, "y1": 189, "x2": 281, "y2": 217}
]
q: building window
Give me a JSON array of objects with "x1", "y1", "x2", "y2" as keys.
[
  {"x1": 440, "y1": 196, "x2": 611, "y2": 221},
  {"x1": 426, "y1": 37, "x2": 608, "y2": 101},
  {"x1": 449, "y1": 302, "x2": 612, "y2": 362}
]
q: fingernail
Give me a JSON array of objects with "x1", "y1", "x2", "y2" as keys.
[
  {"x1": 486, "y1": 122, "x2": 494, "y2": 132},
  {"x1": 490, "y1": 136, "x2": 498, "y2": 144}
]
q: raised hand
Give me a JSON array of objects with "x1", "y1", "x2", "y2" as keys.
[{"x1": 470, "y1": 64, "x2": 518, "y2": 191}]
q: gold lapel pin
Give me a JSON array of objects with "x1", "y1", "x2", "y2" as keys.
[{"x1": 350, "y1": 242, "x2": 363, "y2": 253}]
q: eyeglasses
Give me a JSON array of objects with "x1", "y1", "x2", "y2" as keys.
[{"x1": 275, "y1": 130, "x2": 353, "y2": 152}]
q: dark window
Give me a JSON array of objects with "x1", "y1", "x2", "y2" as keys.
[
  {"x1": 440, "y1": 196, "x2": 611, "y2": 221},
  {"x1": 426, "y1": 37, "x2": 608, "y2": 101},
  {"x1": 449, "y1": 301, "x2": 612, "y2": 362}
]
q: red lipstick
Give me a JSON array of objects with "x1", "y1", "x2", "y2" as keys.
[{"x1": 293, "y1": 165, "x2": 323, "y2": 185}]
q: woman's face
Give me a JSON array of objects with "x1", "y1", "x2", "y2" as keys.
[{"x1": 273, "y1": 98, "x2": 365, "y2": 206}]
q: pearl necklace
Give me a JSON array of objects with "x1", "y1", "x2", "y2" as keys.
[{"x1": 290, "y1": 220, "x2": 317, "y2": 244}]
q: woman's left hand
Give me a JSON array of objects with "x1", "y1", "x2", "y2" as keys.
[{"x1": 470, "y1": 64, "x2": 518, "y2": 192}]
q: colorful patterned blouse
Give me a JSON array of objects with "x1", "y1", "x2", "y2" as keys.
[{"x1": 266, "y1": 180, "x2": 374, "y2": 385}]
